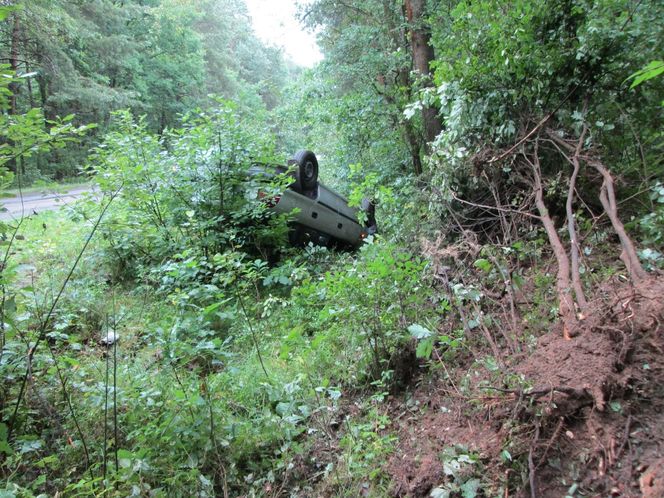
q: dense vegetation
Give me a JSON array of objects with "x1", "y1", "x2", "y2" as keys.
[
  {"x1": 0, "y1": 0, "x2": 293, "y2": 182},
  {"x1": 1, "y1": 1, "x2": 663, "y2": 497}
]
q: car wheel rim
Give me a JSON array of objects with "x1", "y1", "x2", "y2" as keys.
[{"x1": 304, "y1": 161, "x2": 314, "y2": 180}]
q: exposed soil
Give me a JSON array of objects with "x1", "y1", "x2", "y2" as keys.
[
  {"x1": 384, "y1": 274, "x2": 664, "y2": 497},
  {"x1": 386, "y1": 384, "x2": 503, "y2": 497}
]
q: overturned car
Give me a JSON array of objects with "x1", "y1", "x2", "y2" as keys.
[{"x1": 252, "y1": 150, "x2": 376, "y2": 248}]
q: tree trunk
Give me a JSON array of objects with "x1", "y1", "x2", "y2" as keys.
[
  {"x1": 591, "y1": 160, "x2": 647, "y2": 284},
  {"x1": 374, "y1": 74, "x2": 424, "y2": 176},
  {"x1": 377, "y1": 0, "x2": 425, "y2": 175},
  {"x1": 404, "y1": 0, "x2": 442, "y2": 146},
  {"x1": 403, "y1": 122, "x2": 423, "y2": 175},
  {"x1": 9, "y1": 13, "x2": 20, "y2": 115},
  {"x1": 7, "y1": 13, "x2": 21, "y2": 174},
  {"x1": 529, "y1": 149, "x2": 579, "y2": 339},
  {"x1": 25, "y1": 62, "x2": 35, "y2": 109}
]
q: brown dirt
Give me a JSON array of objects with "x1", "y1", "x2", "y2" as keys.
[
  {"x1": 640, "y1": 458, "x2": 664, "y2": 498},
  {"x1": 386, "y1": 383, "x2": 503, "y2": 497},
  {"x1": 515, "y1": 327, "x2": 616, "y2": 412},
  {"x1": 384, "y1": 274, "x2": 664, "y2": 497}
]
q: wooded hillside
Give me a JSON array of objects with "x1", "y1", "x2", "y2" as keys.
[{"x1": 1, "y1": 1, "x2": 663, "y2": 497}]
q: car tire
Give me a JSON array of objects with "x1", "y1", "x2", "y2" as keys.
[
  {"x1": 291, "y1": 150, "x2": 318, "y2": 193},
  {"x1": 361, "y1": 198, "x2": 377, "y2": 234}
]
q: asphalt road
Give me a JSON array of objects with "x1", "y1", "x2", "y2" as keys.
[{"x1": 0, "y1": 186, "x2": 92, "y2": 221}]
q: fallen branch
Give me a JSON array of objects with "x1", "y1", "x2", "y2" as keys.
[
  {"x1": 566, "y1": 122, "x2": 589, "y2": 313},
  {"x1": 616, "y1": 414, "x2": 633, "y2": 461},
  {"x1": 590, "y1": 159, "x2": 647, "y2": 284},
  {"x1": 449, "y1": 190, "x2": 541, "y2": 220},
  {"x1": 537, "y1": 417, "x2": 565, "y2": 469},
  {"x1": 524, "y1": 143, "x2": 579, "y2": 338},
  {"x1": 546, "y1": 129, "x2": 647, "y2": 284}
]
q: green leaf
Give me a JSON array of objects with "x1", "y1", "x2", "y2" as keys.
[
  {"x1": 19, "y1": 439, "x2": 43, "y2": 454},
  {"x1": 627, "y1": 60, "x2": 664, "y2": 88},
  {"x1": 430, "y1": 487, "x2": 451, "y2": 498},
  {"x1": 473, "y1": 258, "x2": 492, "y2": 272},
  {"x1": 117, "y1": 448, "x2": 133, "y2": 468},
  {"x1": 0, "y1": 423, "x2": 12, "y2": 456},
  {"x1": 511, "y1": 274, "x2": 525, "y2": 289},
  {"x1": 408, "y1": 323, "x2": 433, "y2": 339},
  {"x1": 31, "y1": 474, "x2": 47, "y2": 488},
  {"x1": 443, "y1": 457, "x2": 461, "y2": 477},
  {"x1": 460, "y1": 478, "x2": 481, "y2": 498},
  {"x1": 61, "y1": 356, "x2": 80, "y2": 367},
  {"x1": 439, "y1": 299, "x2": 451, "y2": 313},
  {"x1": 416, "y1": 337, "x2": 435, "y2": 359},
  {"x1": 117, "y1": 449, "x2": 133, "y2": 459},
  {"x1": 0, "y1": 6, "x2": 20, "y2": 22},
  {"x1": 203, "y1": 302, "x2": 222, "y2": 314}
]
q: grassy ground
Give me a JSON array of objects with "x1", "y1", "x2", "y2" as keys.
[{"x1": 3, "y1": 207, "x2": 402, "y2": 496}]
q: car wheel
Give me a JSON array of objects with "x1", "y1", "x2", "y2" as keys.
[
  {"x1": 361, "y1": 198, "x2": 377, "y2": 234},
  {"x1": 292, "y1": 150, "x2": 319, "y2": 192}
]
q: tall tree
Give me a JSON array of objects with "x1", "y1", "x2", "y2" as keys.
[
  {"x1": 405, "y1": 0, "x2": 442, "y2": 145},
  {"x1": 300, "y1": 0, "x2": 429, "y2": 176}
]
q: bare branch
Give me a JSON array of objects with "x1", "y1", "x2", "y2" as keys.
[
  {"x1": 526, "y1": 140, "x2": 579, "y2": 338},
  {"x1": 566, "y1": 122, "x2": 588, "y2": 313},
  {"x1": 448, "y1": 191, "x2": 541, "y2": 220}
]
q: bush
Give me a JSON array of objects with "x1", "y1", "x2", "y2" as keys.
[
  {"x1": 89, "y1": 105, "x2": 291, "y2": 282},
  {"x1": 278, "y1": 240, "x2": 431, "y2": 388}
]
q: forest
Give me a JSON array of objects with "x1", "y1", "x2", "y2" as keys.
[{"x1": 0, "y1": 0, "x2": 663, "y2": 497}]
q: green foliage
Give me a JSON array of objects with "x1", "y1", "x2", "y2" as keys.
[
  {"x1": 3, "y1": 1, "x2": 664, "y2": 496},
  {"x1": 636, "y1": 181, "x2": 664, "y2": 269},
  {"x1": 0, "y1": 64, "x2": 94, "y2": 193},
  {"x1": 336, "y1": 405, "x2": 396, "y2": 492},
  {"x1": 409, "y1": 323, "x2": 435, "y2": 359},
  {"x1": 282, "y1": 240, "x2": 430, "y2": 385},
  {"x1": 0, "y1": 108, "x2": 94, "y2": 169},
  {"x1": 627, "y1": 60, "x2": 664, "y2": 89},
  {"x1": 0, "y1": 5, "x2": 19, "y2": 22},
  {"x1": 295, "y1": 0, "x2": 423, "y2": 181},
  {"x1": 0, "y1": 212, "x2": 307, "y2": 496},
  {"x1": 424, "y1": 0, "x2": 664, "y2": 227},
  {"x1": 87, "y1": 104, "x2": 289, "y2": 281},
  {"x1": 430, "y1": 446, "x2": 484, "y2": 498},
  {"x1": 1, "y1": 0, "x2": 292, "y2": 182}
]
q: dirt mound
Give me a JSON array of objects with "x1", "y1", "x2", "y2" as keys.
[
  {"x1": 516, "y1": 328, "x2": 616, "y2": 412},
  {"x1": 640, "y1": 458, "x2": 664, "y2": 498},
  {"x1": 385, "y1": 274, "x2": 664, "y2": 497}
]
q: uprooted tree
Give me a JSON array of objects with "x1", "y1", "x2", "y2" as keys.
[{"x1": 467, "y1": 118, "x2": 650, "y2": 339}]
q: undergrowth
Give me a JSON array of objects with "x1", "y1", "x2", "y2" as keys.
[{"x1": 0, "y1": 201, "x2": 433, "y2": 496}]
